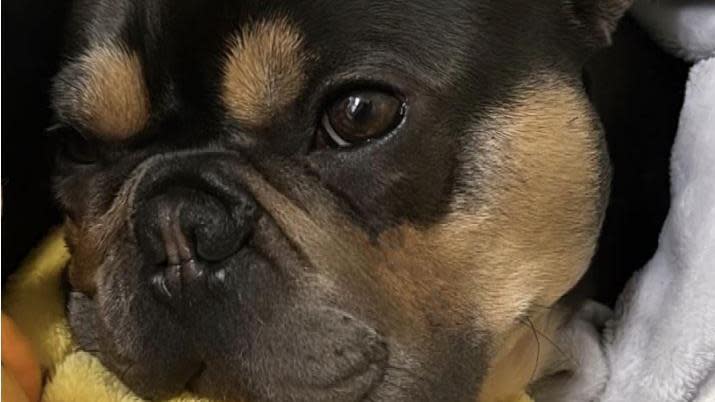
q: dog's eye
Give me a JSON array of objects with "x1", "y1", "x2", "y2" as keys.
[
  {"x1": 321, "y1": 90, "x2": 405, "y2": 147},
  {"x1": 51, "y1": 125, "x2": 99, "y2": 165}
]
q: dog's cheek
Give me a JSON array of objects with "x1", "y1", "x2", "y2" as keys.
[
  {"x1": 235, "y1": 170, "x2": 491, "y2": 391},
  {"x1": 66, "y1": 290, "x2": 102, "y2": 354},
  {"x1": 64, "y1": 213, "x2": 126, "y2": 294},
  {"x1": 322, "y1": 74, "x2": 607, "y2": 401},
  {"x1": 60, "y1": 156, "x2": 149, "y2": 293},
  {"x1": 442, "y1": 73, "x2": 606, "y2": 331},
  {"x1": 64, "y1": 218, "x2": 99, "y2": 293}
]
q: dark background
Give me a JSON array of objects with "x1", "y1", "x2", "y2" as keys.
[
  {"x1": 2, "y1": 0, "x2": 67, "y2": 279},
  {"x1": 1, "y1": 3, "x2": 689, "y2": 307},
  {"x1": 585, "y1": 17, "x2": 689, "y2": 305}
]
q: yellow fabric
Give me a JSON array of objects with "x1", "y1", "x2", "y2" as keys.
[
  {"x1": 2, "y1": 229, "x2": 209, "y2": 402},
  {"x1": 2, "y1": 228, "x2": 532, "y2": 402},
  {"x1": 4, "y1": 228, "x2": 73, "y2": 371}
]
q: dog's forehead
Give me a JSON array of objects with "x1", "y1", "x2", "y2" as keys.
[
  {"x1": 52, "y1": 0, "x2": 584, "y2": 141},
  {"x1": 53, "y1": 0, "x2": 506, "y2": 136},
  {"x1": 72, "y1": 0, "x2": 482, "y2": 81}
]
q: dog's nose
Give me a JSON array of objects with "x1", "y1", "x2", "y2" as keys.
[{"x1": 135, "y1": 181, "x2": 257, "y2": 302}]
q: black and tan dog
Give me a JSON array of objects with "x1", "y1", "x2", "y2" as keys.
[{"x1": 49, "y1": 1, "x2": 630, "y2": 401}]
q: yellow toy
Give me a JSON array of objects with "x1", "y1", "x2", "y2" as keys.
[{"x1": 2, "y1": 228, "x2": 533, "y2": 402}]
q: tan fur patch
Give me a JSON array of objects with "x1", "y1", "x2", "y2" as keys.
[
  {"x1": 458, "y1": 75, "x2": 605, "y2": 400},
  {"x1": 72, "y1": 44, "x2": 150, "y2": 140},
  {"x1": 221, "y1": 18, "x2": 308, "y2": 128},
  {"x1": 451, "y1": 74, "x2": 604, "y2": 332}
]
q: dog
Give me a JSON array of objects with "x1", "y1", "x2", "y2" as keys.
[{"x1": 49, "y1": 1, "x2": 631, "y2": 401}]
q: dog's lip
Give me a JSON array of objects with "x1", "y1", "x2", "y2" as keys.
[
  {"x1": 185, "y1": 354, "x2": 387, "y2": 402},
  {"x1": 355, "y1": 364, "x2": 387, "y2": 401},
  {"x1": 185, "y1": 367, "x2": 385, "y2": 402},
  {"x1": 288, "y1": 362, "x2": 387, "y2": 402}
]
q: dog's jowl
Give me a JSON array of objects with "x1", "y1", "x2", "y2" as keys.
[{"x1": 50, "y1": 1, "x2": 631, "y2": 401}]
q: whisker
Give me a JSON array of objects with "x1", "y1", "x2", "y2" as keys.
[{"x1": 517, "y1": 317, "x2": 541, "y2": 383}]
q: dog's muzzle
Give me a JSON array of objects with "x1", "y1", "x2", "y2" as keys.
[
  {"x1": 76, "y1": 151, "x2": 390, "y2": 401},
  {"x1": 133, "y1": 152, "x2": 259, "y2": 305}
]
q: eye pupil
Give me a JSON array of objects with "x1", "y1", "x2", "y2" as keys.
[
  {"x1": 323, "y1": 90, "x2": 404, "y2": 147},
  {"x1": 346, "y1": 96, "x2": 372, "y2": 122}
]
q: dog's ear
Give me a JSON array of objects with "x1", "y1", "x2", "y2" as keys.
[{"x1": 565, "y1": 0, "x2": 634, "y2": 48}]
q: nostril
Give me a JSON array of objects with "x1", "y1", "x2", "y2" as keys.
[{"x1": 191, "y1": 193, "x2": 255, "y2": 262}]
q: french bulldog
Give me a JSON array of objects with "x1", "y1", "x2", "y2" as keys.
[{"x1": 49, "y1": 1, "x2": 631, "y2": 401}]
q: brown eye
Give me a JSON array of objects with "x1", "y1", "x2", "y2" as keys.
[{"x1": 322, "y1": 90, "x2": 405, "y2": 147}]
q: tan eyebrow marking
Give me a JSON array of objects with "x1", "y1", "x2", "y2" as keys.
[
  {"x1": 56, "y1": 43, "x2": 150, "y2": 140},
  {"x1": 221, "y1": 17, "x2": 308, "y2": 128}
]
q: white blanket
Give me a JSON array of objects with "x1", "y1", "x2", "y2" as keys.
[
  {"x1": 599, "y1": 55, "x2": 715, "y2": 402},
  {"x1": 532, "y1": 3, "x2": 715, "y2": 400},
  {"x1": 598, "y1": 2, "x2": 715, "y2": 400}
]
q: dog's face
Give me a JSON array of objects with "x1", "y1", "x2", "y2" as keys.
[{"x1": 51, "y1": 1, "x2": 628, "y2": 401}]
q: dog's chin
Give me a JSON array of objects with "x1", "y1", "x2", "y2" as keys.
[
  {"x1": 186, "y1": 358, "x2": 387, "y2": 402},
  {"x1": 68, "y1": 282, "x2": 392, "y2": 402}
]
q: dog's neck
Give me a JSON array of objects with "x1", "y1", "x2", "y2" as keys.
[{"x1": 478, "y1": 306, "x2": 569, "y2": 402}]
